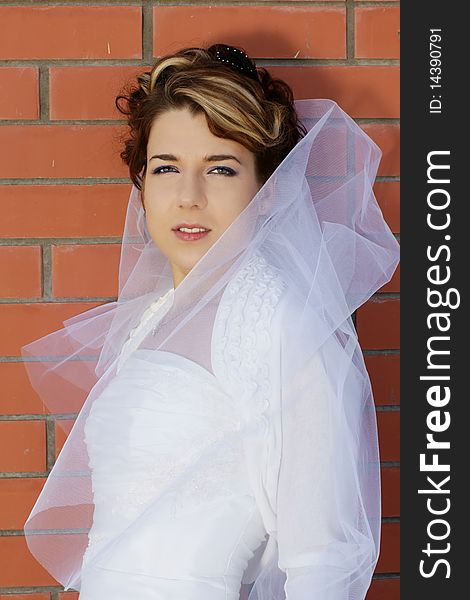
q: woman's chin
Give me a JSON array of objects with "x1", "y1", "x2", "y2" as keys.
[{"x1": 170, "y1": 251, "x2": 207, "y2": 279}]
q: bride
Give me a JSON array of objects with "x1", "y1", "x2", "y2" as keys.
[{"x1": 21, "y1": 44, "x2": 400, "y2": 600}]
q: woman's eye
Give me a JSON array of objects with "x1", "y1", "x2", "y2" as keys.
[
  {"x1": 211, "y1": 166, "x2": 236, "y2": 176},
  {"x1": 152, "y1": 166, "x2": 236, "y2": 176},
  {"x1": 152, "y1": 166, "x2": 176, "y2": 174}
]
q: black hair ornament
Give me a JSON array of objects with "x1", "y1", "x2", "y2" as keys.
[{"x1": 208, "y1": 43, "x2": 260, "y2": 83}]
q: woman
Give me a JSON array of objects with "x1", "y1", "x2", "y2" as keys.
[{"x1": 21, "y1": 44, "x2": 400, "y2": 600}]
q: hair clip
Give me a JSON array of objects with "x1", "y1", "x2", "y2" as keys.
[{"x1": 208, "y1": 44, "x2": 260, "y2": 83}]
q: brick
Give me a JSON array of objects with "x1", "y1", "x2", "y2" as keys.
[
  {"x1": 361, "y1": 124, "x2": 400, "y2": 176},
  {"x1": 380, "y1": 262, "x2": 400, "y2": 293},
  {"x1": 0, "y1": 421, "x2": 46, "y2": 473},
  {"x1": 50, "y1": 66, "x2": 143, "y2": 121},
  {"x1": 0, "y1": 535, "x2": 57, "y2": 587},
  {"x1": 373, "y1": 181, "x2": 400, "y2": 293},
  {"x1": 376, "y1": 522, "x2": 400, "y2": 573},
  {"x1": 0, "y1": 245, "x2": 42, "y2": 298},
  {"x1": 0, "y1": 302, "x2": 101, "y2": 356},
  {"x1": 381, "y1": 466, "x2": 400, "y2": 517},
  {"x1": 0, "y1": 184, "x2": 129, "y2": 239},
  {"x1": 0, "y1": 362, "x2": 46, "y2": 415},
  {"x1": 356, "y1": 298, "x2": 400, "y2": 350},
  {"x1": 374, "y1": 182, "x2": 400, "y2": 235},
  {"x1": 377, "y1": 411, "x2": 399, "y2": 462},
  {"x1": 273, "y1": 66, "x2": 399, "y2": 119},
  {"x1": 52, "y1": 244, "x2": 120, "y2": 298},
  {"x1": 154, "y1": 5, "x2": 346, "y2": 59},
  {"x1": 365, "y1": 354, "x2": 400, "y2": 406},
  {"x1": 355, "y1": 7, "x2": 400, "y2": 59},
  {"x1": 0, "y1": 125, "x2": 128, "y2": 179},
  {"x1": 55, "y1": 419, "x2": 76, "y2": 457},
  {"x1": 0, "y1": 594, "x2": 50, "y2": 600},
  {"x1": 0, "y1": 67, "x2": 39, "y2": 119},
  {"x1": 0, "y1": 6, "x2": 141, "y2": 60},
  {"x1": 0, "y1": 477, "x2": 46, "y2": 530},
  {"x1": 367, "y1": 578, "x2": 400, "y2": 600},
  {"x1": 21, "y1": 358, "x2": 96, "y2": 416}
]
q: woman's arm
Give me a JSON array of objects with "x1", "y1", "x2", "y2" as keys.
[{"x1": 276, "y1": 345, "x2": 379, "y2": 600}]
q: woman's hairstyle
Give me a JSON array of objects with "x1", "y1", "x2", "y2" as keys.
[{"x1": 115, "y1": 44, "x2": 308, "y2": 192}]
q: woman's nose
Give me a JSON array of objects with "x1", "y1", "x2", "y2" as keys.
[{"x1": 177, "y1": 173, "x2": 208, "y2": 209}]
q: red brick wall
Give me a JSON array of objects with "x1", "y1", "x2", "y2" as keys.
[{"x1": 0, "y1": 2, "x2": 400, "y2": 598}]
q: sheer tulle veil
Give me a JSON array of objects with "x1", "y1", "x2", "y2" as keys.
[{"x1": 21, "y1": 97, "x2": 400, "y2": 599}]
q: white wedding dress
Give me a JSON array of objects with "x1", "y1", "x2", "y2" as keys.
[{"x1": 79, "y1": 253, "x2": 288, "y2": 600}]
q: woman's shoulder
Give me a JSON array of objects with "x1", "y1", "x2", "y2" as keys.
[
  {"x1": 227, "y1": 252, "x2": 324, "y2": 366},
  {"x1": 215, "y1": 250, "x2": 290, "y2": 339},
  {"x1": 236, "y1": 251, "x2": 304, "y2": 334},
  {"x1": 227, "y1": 251, "x2": 287, "y2": 303},
  {"x1": 211, "y1": 251, "x2": 298, "y2": 382},
  {"x1": 211, "y1": 252, "x2": 287, "y2": 394}
]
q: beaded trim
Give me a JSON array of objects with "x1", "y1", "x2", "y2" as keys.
[{"x1": 209, "y1": 44, "x2": 260, "y2": 83}]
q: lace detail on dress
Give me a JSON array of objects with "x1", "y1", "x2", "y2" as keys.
[
  {"x1": 115, "y1": 288, "x2": 174, "y2": 373},
  {"x1": 212, "y1": 252, "x2": 286, "y2": 419},
  {"x1": 171, "y1": 432, "x2": 245, "y2": 518}
]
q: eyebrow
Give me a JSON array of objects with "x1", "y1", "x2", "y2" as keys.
[{"x1": 149, "y1": 153, "x2": 242, "y2": 165}]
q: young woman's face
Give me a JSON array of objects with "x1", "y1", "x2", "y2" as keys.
[{"x1": 142, "y1": 107, "x2": 263, "y2": 288}]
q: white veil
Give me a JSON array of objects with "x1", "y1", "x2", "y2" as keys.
[{"x1": 21, "y1": 98, "x2": 400, "y2": 599}]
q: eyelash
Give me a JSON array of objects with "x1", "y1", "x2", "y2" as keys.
[{"x1": 151, "y1": 165, "x2": 236, "y2": 176}]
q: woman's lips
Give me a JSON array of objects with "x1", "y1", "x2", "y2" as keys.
[{"x1": 173, "y1": 229, "x2": 211, "y2": 241}]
